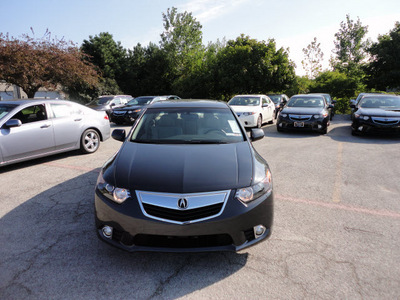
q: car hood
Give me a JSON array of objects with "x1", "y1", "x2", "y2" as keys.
[
  {"x1": 281, "y1": 107, "x2": 325, "y2": 115},
  {"x1": 230, "y1": 105, "x2": 260, "y2": 113},
  {"x1": 104, "y1": 141, "x2": 254, "y2": 194},
  {"x1": 356, "y1": 108, "x2": 400, "y2": 117},
  {"x1": 114, "y1": 105, "x2": 145, "y2": 111}
]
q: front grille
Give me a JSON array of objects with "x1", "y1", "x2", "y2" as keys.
[
  {"x1": 134, "y1": 233, "x2": 233, "y2": 248},
  {"x1": 372, "y1": 117, "x2": 399, "y2": 125},
  {"x1": 113, "y1": 111, "x2": 126, "y2": 116},
  {"x1": 289, "y1": 115, "x2": 312, "y2": 121},
  {"x1": 244, "y1": 228, "x2": 255, "y2": 242},
  {"x1": 142, "y1": 203, "x2": 223, "y2": 222}
]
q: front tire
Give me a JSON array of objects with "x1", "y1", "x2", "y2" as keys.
[{"x1": 81, "y1": 129, "x2": 100, "y2": 154}]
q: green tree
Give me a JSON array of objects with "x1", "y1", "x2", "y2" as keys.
[
  {"x1": 0, "y1": 31, "x2": 99, "y2": 98},
  {"x1": 366, "y1": 22, "x2": 400, "y2": 91},
  {"x1": 212, "y1": 35, "x2": 295, "y2": 99},
  {"x1": 331, "y1": 15, "x2": 370, "y2": 76},
  {"x1": 302, "y1": 37, "x2": 324, "y2": 79},
  {"x1": 159, "y1": 7, "x2": 204, "y2": 92},
  {"x1": 81, "y1": 32, "x2": 127, "y2": 92}
]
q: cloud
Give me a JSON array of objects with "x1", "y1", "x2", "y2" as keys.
[{"x1": 178, "y1": 0, "x2": 249, "y2": 23}]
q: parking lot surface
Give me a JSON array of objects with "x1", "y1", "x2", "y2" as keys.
[{"x1": 1, "y1": 115, "x2": 399, "y2": 299}]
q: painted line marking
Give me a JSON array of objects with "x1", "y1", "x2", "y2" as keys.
[
  {"x1": 332, "y1": 142, "x2": 343, "y2": 203},
  {"x1": 277, "y1": 195, "x2": 400, "y2": 219}
]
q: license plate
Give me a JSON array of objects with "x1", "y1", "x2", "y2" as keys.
[{"x1": 294, "y1": 122, "x2": 304, "y2": 128}]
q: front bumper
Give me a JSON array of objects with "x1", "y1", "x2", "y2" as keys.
[
  {"x1": 95, "y1": 189, "x2": 273, "y2": 252},
  {"x1": 110, "y1": 112, "x2": 140, "y2": 124},
  {"x1": 277, "y1": 116, "x2": 328, "y2": 132},
  {"x1": 236, "y1": 114, "x2": 258, "y2": 127},
  {"x1": 352, "y1": 119, "x2": 400, "y2": 134}
]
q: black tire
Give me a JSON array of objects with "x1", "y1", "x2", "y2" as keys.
[
  {"x1": 268, "y1": 116, "x2": 274, "y2": 124},
  {"x1": 320, "y1": 127, "x2": 328, "y2": 134},
  {"x1": 351, "y1": 128, "x2": 359, "y2": 136},
  {"x1": 81, "y1": 129, "x2": 100, "y2": 154},
  {"x1": 277, "y1": 125, "x2": 283, "y2": 132},
  {"x1": 256, "y1": 115, "x2": 262, "y2": 128}
]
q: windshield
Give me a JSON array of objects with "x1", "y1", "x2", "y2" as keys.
[
  {"x1": 130, "y1": 107, "x2": 245, "y2": 144},
  {"x1": 287, "y1": 97, "x2": 325, "y2": 108},
  {"x1": 92, "y1": 96, "x2": 113, "y2": 105},
  {"x1": 360, "y1": 96, "x2": 400, "y2": 108},
  {"x1": 268, "y1": 95, "x2": 282, "y2": 104},
  {"x1": 229, "y1": 96, "x2": 260, "y2": 106},
  {"x1": 127, "y1": 96, "x2": 155, "y2": 106},
  {"x1": 0, "y1": 104, "x2": 18, "y2": 121}
]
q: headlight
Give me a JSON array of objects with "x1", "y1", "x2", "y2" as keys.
[
  {"x1": 235, "y1": 170, "x2": 272, "y2": 205},
  {"x1": 313, "y1": 112, "x2": 328, "y2": 119},
  {"x1": 355, "y1": 114, "x2": 369, "y2": 120},
  {"x1": 242, "y1": 112, "x2": 256, "y2": 116},
  {"x1": 314, "y1": 114, "x2": 321, "y2": 119},
  {"x1": 96, "y1": 172, "x2": 130, "y2": 204},
  {"x1": 280, "y1": 113, "x2": 287, "y2": 117}
]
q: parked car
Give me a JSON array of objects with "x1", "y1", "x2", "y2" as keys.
[
  {"x1": 228, "y1": 95, "x2": 275, "y2": 128},
  {"x1": 95, "y1": 100, "x2": 273, "y2": 252},
  {"x1": 110, "y1": 95, "x2": 181, "y2": 125},
  {"x1": 350, "y1": 94, "x2": 400, "y2": 136},
  {"x1": 86, "y1": 95, "x2": 133, "y2": 117},
  {"x1": 267, "y1": 94, "x2": 289, "y2": 118},
  {"x1": 276, "y1": 94, "x2": 333, "y2": 134},
  {"x1": 308, "y1": 93, "x2": 336, "y2": 120},
  {"x1": 350, "y1": 92, "x2": 384, "y2": 120},
  {"x1": 0, "y1": 99, "x2": 110, "y2": 167}
]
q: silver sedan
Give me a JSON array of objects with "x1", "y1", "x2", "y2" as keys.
[{"x1": 0, "y1": 99, "x2": 110, "y2": 167}]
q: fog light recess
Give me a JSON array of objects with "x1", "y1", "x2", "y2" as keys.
[
  {"x1": 254, "y1": 225, "x2": 266, "y2": 238},
  {"x1": 102, "y1": 226, "x2": 113, "y2": 239},
  {"x1": 358, "y1": 126, "x2": 363, "y2": 131},
  {"x1": 278, "y1": 123, "x2": 283, "y2": 127},
  {"x1": 317, "y1": 125, "x2": 322, "y2": 129}
]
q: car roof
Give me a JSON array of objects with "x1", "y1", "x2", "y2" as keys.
[
  {"x1": 149, "y1": 100, "x2": 229, "y2": 109},
  {"x1": 291, "y1": 94, "x2": 324, "y2": 98},
  {"x1": 0, "y1": 99, "x2": 73, "y2": 105},
  {"x1": 232, "y1": 94, "x2": 266, "y2": 97}
]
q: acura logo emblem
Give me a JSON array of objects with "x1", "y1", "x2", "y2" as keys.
[{"x1": 177, "y1": 198, "x2": 188, "y2": 209}]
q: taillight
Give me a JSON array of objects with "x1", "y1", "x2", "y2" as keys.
[{"x1": 104, "y1": 114, "x2": 109, "y2": 120}]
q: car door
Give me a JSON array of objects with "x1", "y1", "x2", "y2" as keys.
[
  {"x1": 0, "y1": 104, "x2": 55, "y2": 163},
  {"x1": 262, "y1": 97, "x2": 273, "y2": 121},
  {"x1": 49, "y1": 102, "x2": 83, "y2": 150}
]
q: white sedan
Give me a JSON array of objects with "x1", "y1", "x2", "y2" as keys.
[{"x1": 228, "y1": 95, "x2": 275, "y2": 128}]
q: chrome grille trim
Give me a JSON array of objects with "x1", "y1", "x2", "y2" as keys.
[
  {"x1": 372, "y1": 117, "x2": 399, "y2": 125},
  {"x1": 136, "y1": 190, "x2": 231, "y2": 225},
  {"x1": 289, "y1": 114, "x2": 312, "y2": 121}
]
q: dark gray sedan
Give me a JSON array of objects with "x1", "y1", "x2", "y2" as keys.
[{"x1": 0, "y1": 99, "x2": 111, "y2": 167}]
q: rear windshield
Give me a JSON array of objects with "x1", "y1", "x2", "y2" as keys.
[
  {"x1": 360, "y1": 96, "x2": 400, "y2": 108},
  {"x1": 287, "y1": 97, "x2": 325, "y2": 108},
  {"x1": 268, "y1": 95, "x2": 282, "y2": 104},
  {"x1": 130, "y1": 107, "x2": 245, "y2": 144},
  {"x1": 95, "y1": 97, "x2": 114, "y2": 105},
  {"x1": 0, "y1": 104, "x2": 18, "y2": 121},
  {"x1": 229, "y1": 97, "x2": 260, "y2": 106}
]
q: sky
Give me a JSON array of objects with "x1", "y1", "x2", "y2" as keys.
[{"x1": 2, "y1": 0, "x2": 399, "y2": 76}]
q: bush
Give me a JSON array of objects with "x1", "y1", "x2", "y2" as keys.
[{"x1": 333, "y1": 98, "x2": 351, "y2": 114}]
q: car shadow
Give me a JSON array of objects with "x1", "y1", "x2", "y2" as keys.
[{"x1": 0, "y1": 171, "x2": 247, "y2": 299}]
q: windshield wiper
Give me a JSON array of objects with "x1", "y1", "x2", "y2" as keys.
[{"x1": 185, "y1": 140, "x2": 229, "y2": 144}]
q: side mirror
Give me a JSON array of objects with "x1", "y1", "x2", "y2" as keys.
[
  {"x1": 262, "y1": 103, "x2": 268, "y2": 107},
  {"x1": 328, "y1": 104, "x2": 334, "y2": 109},
  {"x1": 112, "y1": 129, "x2": 126, "y2": 142},
  {"x1": 3, "y1": 119, "x2": 22, "y2": 129},
  {"x1": 251, "y1": 128, "x2": 264, "y2": 141},
  {"x1": 350, "y1": 104, "x2": 356, "y2": 109},
  {"x1": 110, "y1": 103, "x2": 116, "y2": 107},
  {"x1": 332, "y1": 100, "x2": 337, "y2": 104}
]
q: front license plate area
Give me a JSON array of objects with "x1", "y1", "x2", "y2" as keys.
[{"x1": 294, "y1": 121, "x2": 304, "y2": 128}]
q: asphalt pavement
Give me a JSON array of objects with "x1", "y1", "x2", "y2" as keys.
[{"x1": 1, "y1": 115, "x2": 399, "y2": 299}]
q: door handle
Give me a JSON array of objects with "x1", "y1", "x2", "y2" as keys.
[
  {"x1": 40, "y1": 124, "x2": 51, "y2": 128},
  {"x1": 74, "y1": 118, "x2": 82, "y2": 122}
]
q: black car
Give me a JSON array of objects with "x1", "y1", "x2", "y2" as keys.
[
  {"x1": 350, "y1": 94, "x2": 400, "y2": 136},
  {"x1": 86, "y1": 95, "x2": 133, "y2": 117},
  {"x1": 267, "y1": 94, "x2": 289, "y2": 118},
  {"x1": 110, "y1": 95, "x2": 181, "y2": 125},
  {"x1": 308, "y1": 93, "x2": 336, "y2": 120},
  {"x1": 350, "y1": 92, "x2": 384, "y2": 121},
  {"x1": 95, "y1": 100, "x2": 274, "y2": 252},
  {"x1": 276, "y1": 94, "x2": 333, "y2": 134}
]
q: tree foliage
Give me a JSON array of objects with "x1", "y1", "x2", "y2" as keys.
[
  {"x1": 0, "y1": 31, "x2": 99, "y2": 98},
  {"x1": 331, "y1": 14, "x2": 370, "y2": 76},
  {"x1": 302, "y1": 37, "x2": 324, "y2": 79},
  {"x1": 366, "y1": 22, "x2": 400, "y2": 91}
]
